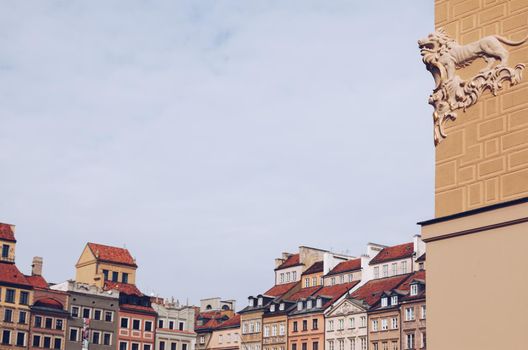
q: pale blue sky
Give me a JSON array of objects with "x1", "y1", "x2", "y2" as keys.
[{"x1": 0, "y1": 1, "x2": 434, "y2": 307}]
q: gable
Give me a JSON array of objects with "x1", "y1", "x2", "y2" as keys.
[
  {"x1": 75, "y1": 244, "x2": 96, "y2": 267},
  {"x1": 326, "y1": 299, "x2": 364, "y2": 317}
]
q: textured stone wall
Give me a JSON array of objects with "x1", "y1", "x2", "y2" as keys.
[{"x1": 434, "y1": 0, "x2": 528, "y2": 217}]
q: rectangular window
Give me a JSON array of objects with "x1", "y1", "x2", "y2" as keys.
[
  {"x1": 293, "y1": 321, "x2": 298, "y2": 332},
  {"x1": 361, "y1": 338, "x2": 367, "y2": 350},
  {"x1": 305, "y1": 278, "x2": 310, "y2": 288},
  {"x1": 171, "y1": 343, "x2": 177, "y2": 350},
  {"x1": 56, "y1": 319, "x2": 63, "y2": 330},
  {"x1": 145, "y1": 320, "x2": 153, "y2": 332},
  {"x1": 264, "y1": 326, "x2": 270, "y2": 337},
  {"x1": 272, "y1": 324, "x2": 277, "y2": 336},
  {"x1": 16, "y1": 332, "x2": 25, "y2": 347},
  {"x1": 313, "y1": 342, "x2": 319, "y2": 350},
  {"x1": 374, "y1": 267, "x2": 379, "y2": 279},
  {"x1": 312, "y1": 319, "x2": 318, "y2": 330},
  {"x1": 160, "y1": 342, "x2": 166, "y2": 350},
  {"x1": 103, "y1": 333, "x2": 112, "y2": 346},
  {"x1": 4, "y1": 308, "x2": 13, "y2": 322},
  {"x1": 169, "y1": 321, "x2": 175, "y2": 329},
  {"x1": 182, "y1": 343, "x2": 187, "y2": 350},
  {"x1": 132, "y1": 319, "x2": 141, "y2": 330},
  {"x1": 339, "y1": 339, "x2": 344, "y2": 350},
  {"x1": 338, "y1": 319, "x2": 344, "y2": 330},
  {"x1": 401, "y1": 261, "x2": 408, "y2": 274},
  {"x1": 92, "y1": 331, "x2": 100, "y2": 344},
  {"x1": 382, "y1": 265, "x2": 388, "y2": 278},
  {"x1": 103, "y1": 269, "x2": 109, "y2": 280},
  {"x1": 159, "y1": 319, "x2": 164, "y2": 329},
  {"x1": 122, "y1": 273, "x2": 129, "y2": 283},
  {"x1": 292, "y1": 344, "x2": 297, "y2": 350},
  {"x1": 328, "y1": 320, "x2": 334, "y2": 331},
  {"x1": 120, "y1": 342, "x2": 128, "y2": 350},
  {"x1": 105, "y1": 311, "x2": 113, "y2": 322},
  {"x1": 280, "y1": 273, "x2": 284, "y2": 283},
  {"x1": 33, "y1": 335, "x2": 41, "y2": 347},
  {"x1": 340, "y1": 275, "x2": 345, "y2": 284},
  {"x1": 43, "y1": 336, "x2": 51, "y2": 348},
  {"x1": 94, "y1": 309, "x2": 102, "y2": 320},
  {"x1": 302, "y1": 343, "x2": 307, "y2": 350},
  {"x1": 381, "y1": 319, "x2": 388, "y2": 330},
  {"x1": 53, "y1": 338, "x2": 62, "y2": 350},
  {"x1": 373, "y1": 343, "x2": 378, "y2": 350},
  {"x1": 302, "y1": 320, "x2": 307, "y2": 331},
  {"x1": 5, "y1": 289, "x2": 15, "y2": 303},
  {"x1": 2, "y1": 244, "x2": 9, "y2": 258},
  {"x1": 121, "y1": 317, "x2": 129, "y2": 328},
  {"x1": 328, "y1": 341, "x2": 334, "y2": 350},
  {"x1": 350, "y1": 317, "x2": 355, "y2": 328},
  {"x1": 391, "y1": 263, "x2": 397, "y2": 276},
  {"x1": 132, "y1": 343, "x2": 139, "y2": 350},
  {"x1": 331, "y1": 277, "x2": 336, "y2": 285},
  {"x1": 405, "y1": 307, "x2": 415, "y2": 321},
  {"x1": 112, "y1": 271, "x2": 119, "y2": 282},
  {"x1": 420, "y1": 305, "x2": 426, "y2": 319},
  {"x1": 45, "y1": 317, "x2": 53, "y2": 329},
  {"x1": 82, "y1": 308, "x2": 91, "y2": 319},
  {"x1": 360, "y1": 316, "x2": 366, "y2": 328},
  {"x1": 144, "y1": 345, "x2": 151, "y2": 350},
  {"x1": 71, "y1": 306, "x2": 79, "y2": 318},
  {"x1": 421, "y1": 332, "x2": 426, "y2": 348},
  {"x1": 372, "y1": 320, "x2": 378, "y2": 331},
  {"x1": 410, "y1": 284, "x2": 418, "y2": 296},
  {"x1": 179, "y1": 321, "x2": 184, "y2": 331},
  {"x1": 406, "y1": 334, "x2": 414, "y2": 350},
  {"x1": 312, "y1": 277, "x2": 317, "y2": 286},
  {"x1": 279, "y1": 323, "x2": 285, "y2": 335},
  {"x1": 18, "y1": 311, "x2": 26, "y2": 324},
  {"x1": 292, "y1": 271, "x2": 297, "y2": 280},
  {"x1": 69, "y1": 328, "x2": 78, "y2": 342},
  {"x1": 20, "y1": 291, "x2": 29, "y2": 305},
  {"x1": 391, "y1": 317, "x2": 398, "y2": 329}
]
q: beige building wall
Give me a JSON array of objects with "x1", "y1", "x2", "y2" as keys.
[{"x1": 434, "y1": 0, "x2": 528, "y2": 217}]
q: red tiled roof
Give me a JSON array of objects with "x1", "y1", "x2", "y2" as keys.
[
  {"x1": 0, "y1": 223, "x2": 16, "y2": 242},
  {"x1": 302, "y1": 261, "x2": 323, "y2": 275},
  {"x1": 370, "y1": 243, "x2": 414, "y2": 265},
  {"x1": 264, "y1": 281, "x2": 298, "y2": 297},
  {"x1": 275, "y1": 254, "x2": 300, "y2": 270},
  {"x1": 316, "y1": 281, "x2": 360, "y2": 308},
  {"x1": 87, "y1": 243, "x2": 137, "y2": 267},
  {"x1": 350, "y1": 274, "x2": 409, "y2": 306},
  {"x1": 398, "y1": 270, "x2": 426, "y2": 292},
  {"x1": 327, "y1": 258, "x2": 362, "y2": 276},
  {"x1": 26, "y1": 275, "x2": 48, "y2": 289},
  {"x1": 286, "y1": 286, "x2": 321, "y2": 301},
  {"x1": 196, "y1": 318, "x2": 221, "y2": 331},
  {"x1": 103, "y1": 281, "x2": 143, "y2": 296},
  {"x1": 0, "y1": 263, "x2": 31, "y2": 287},
  {"x1": 120, "y1": 303, "x2": 157, "y2": 315},
  {"x1": 34, "y1": 298, "x2": 63, "y2": 309},
  {"x1": 217, "y1": 314, "x2": 240, "y2": 329}
]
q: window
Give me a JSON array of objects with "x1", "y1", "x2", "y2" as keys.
[
  {"x1": 421, "y1": 332, "x2": 426, "y2": 348},
  {"x1": 199, "y1": 336, "x2": 205, "y2": 344},
  {"x1": 293, "y1": 321, "x2": 298, "y2": 332},
  {"x1": 292, "y1": 344, "x2": 297, "y2": 350},
  {"x1": 71, "y1": 306, "x2": 79, "y2": 318},
  {"x1": 16, "y1": 332, "x2": 25, "y2": 347},
  {"x1": 331, "y1": 277, "x2": 336, "y2": 285},
  {"x1": 360, "y1": 316, "x2": 366, "y2": 328},
  {"x1": 103, "y1": 269, "x2": 109, "y2": 280},
  {"x1": 338, "y1": 319, "x2": 344, "y2": 330},
  {"x1": 373, "y1": 343, "x2": 378, "y2": 350},
  {"x1": 158, "y1": 319, "x2": 164, "y2": 328},
  {"x1": 103, "y1": 333, "x2": 112, "y2": 346},
  {"x1": 312, "y1": 319, "x2": 318, "y2": 330},
  {"x1": 401, "y1": 261, "x2": 408, "y2": 274},
  {"x1": 312, "y1": 277, "x2": 317, "y2": 286},
  {"x1": 391, "y1": 317, "x2": 398, "y2": 329},
  {"x1": 179, "y1": 321, "x2": 184, "y2": 331},
  {"x1": 69, "y1": 328, "x2": 78, "y2": 342},
  {"x1": 374, "y1": 267, "x2": 379, "y2": 279},
  {"x1": 410, "y1": 285, "x2": 418, "y2": 296},
  {"x1": 280, "y1": 273, "x2": 284, "y2": 283},
  {"x1": 2, "y1": 244, "x2": 9, "y2": 258},
  {"x1": 316, "y1": 298, "x2": 322, "y2": 308},
  {"x1": 112, "y1": 271, "x2": 119, "y2": 282},
  {"x1": 256, "y1": 321, "x2": 261, "y2": 332},
  {"x1": 360, "y1": 338, "x2": 367, "y2": 350},
  {"x1": 171, "y1": 343, "x2": 177, "y2": 350},
  {"x1": 372, "y1": 320, "x2": 378, "y2": 331},
  {"x1": 406, "y1": 333, "x2": 415, "y2": 350},
  {"x1": 145, "y1": 321, "x2": 153, "y2": 332},
  {"x1": 105, "y1": 311, "x2": 113, "y2": 322},
  {"x1": 82, "y1": 307, "x2": 91, "y2": 319},
  {"x1": 302, "y1": 320, "x2": 307, "y2": 331},
  {"x1": 381, "y1": 319, "x2": 388, "y2": 330},
  {"x1": 307, "y1": 300, "x2": 313, "y2": 309},
  {"x1": 45, "y1": 317, "x2": 53, "y2": 329},
  {"x1": 132, "y1": 343, "x2": 140, "y2": 350},
  {"x1": 182, "y1": 343, "x2": 188, "y2": 350},
  {"x1": 391, "y1": 263, "x2": 397, "y2": 276},
  {"x1": 405, "y1": 307, "x2": 415, "y2": 321},
  {"x1": 392, "y1": 342, "x2": 398, "y2": 350},
  {"x1": 328, "y1": 320, "x2": 334, "y2": 331},
  {"x1": 328, "y1": 340, "x2": 334, "y2": 350},
  {"x1": 258, "y1": 297, "x2": 263, "y2": 306},
  {"x1": 381, "y1": 297, "x2": 388, "y2": 307},
  {"x1": 120, "y1": 342, "x2": 128, "y2": 350},
  {"x1": 340, "y1": 275, "x2": 345, "y2": 284},
  {"x1": 382, "y1": 265, "x2": 388, "y2": 278},
  {"x1": 4, "y1": 308, "x2": 13, "y2": 322},
  {"x1": 348, "y1": 274, "x2": 353, "y2": 282},
  {"x1": 351, "y1": 338, "x2": 356, "y2": 350},
  {"x1": 264, "y1": 326, "x2": 270, "y2": 337},
  {"x1": 160, "y1": 342, "x2": 167, "y2": 350},
  {"x1": 313, "y1": 342, "x2": 319, "y2": 350},
  {"x1": 5, "y1": 289, "x2": 15, "y2": 303},
  {"x1": 286, "y1": 272, "x2": 291, "y2": 282},
  {"x1": 305, "y1": 278, "x2": 310, "y2": 288},
  {"x1": 272, "y1": 325, "x2": 277, "y2": 336},
  {"x1": 43, "y1": 336, "x2": 51, "y2": 348},
  {"x1": 18, "y1": 311, "x2": 26, "y2": 324},
  {"x1": 35, "y1": 315, "x2": 43, "y2": 327},
  {"x1": 121, "y1": 317, "x2": 129, "y2": 328},
  {"x1": 122, "y1": 273, "x2": 129, "y2": 283},
  {"x1": 350, "y1": 317, "x2": 355, "y2": 328},
  {"x1": 292, "y1": 271, "x2": 297, "y2": 280},
  {"x1": 132, "y1": 319, "x2": 141, "y2": 330},
  {"x1": 92, "y1": 331, "x2": 100, "y2": 344},
  {"x1": 279, "y1": 323, "x2": 285, "y2": 335},
  {"x1": 56, "y1": 319, "x2": 63, "y2": 330},
  {"x1": 144, "y1": 345, "x2": 152, "y2": 350},
  {"x1": 420, "y1": 305, "x2": 426, "y2": 319},
  {"x1": 383, "y1": 343, "x2": 388, "y2": 350},
  {"x1": 33, "y1": 335, "x2": 41, "y2": 347},
  {"x1": 302, "y1": 342, "x2": 307, "y2": 350},
  {"x1": 54, "y1": 338, "x2": 62, "y2": 349},
  {"x1": 167, "y1": 320, "x2": 174, "y2": 329},
  {"x1": 20, "y1": 291, "x2": 29, "y2": 305},
  {"x1": 391, "y1": 296, "x2": 398, "y2": 305},
  {"x1": 219, "y1": 335, "x2": 223, "y2": 344},
  {"x1": 94, "y1": 309, "x2": 102, "y2": 320},
  {"x1": 339, "y1": 339, "x2": 344, "y2": 350}
]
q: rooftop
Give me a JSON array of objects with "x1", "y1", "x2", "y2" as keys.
[
  {"x1": 327, "y1": 258, "x2": 362, "y2": 276},
  {"x1": 87, "y1": 242, "x2": 137, "y2": 267},
  {"x1": 369, "y1": 242, "x2": 414, "y2": 265}
]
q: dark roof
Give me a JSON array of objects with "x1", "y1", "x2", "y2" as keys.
[
  {"x1": 275, "y1": 254, "x2": 301, "y2": 270},
  {"x1": 0, "y1": 223, "x2": 16, "y2": 242},
  {"x1": 327, "y1": 258, "x2": 362, "y2": 276},
  {"x1": 350, "y1": 274, "x2": 409, "y2": 307},
  {"x1": 302, "y1": 261, "x2": 323, "y2": 275},
  {"x1": 87, "y1": 243, "x2": 137, "y2": 267},
  {"x1": 415, "y1": 253, "x2": 426, "y2": 262},
  {"x1": 0, "y1": 262, "x2": 32, "y2": 287},
  {"x1": 370, "y1": 243, "x2": 414, "y2": 265},
  {"x1": 263, "y1": 281, "x2": 298, "y2": 297}
]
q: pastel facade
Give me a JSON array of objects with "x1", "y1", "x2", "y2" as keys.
[
  {"x1": 324, "y1": 298, "x2": 368, "y2": 350},
  {"x1": 152, "y1": 299, "x2": 196, "y2": 350},
  {"x1": 195, "y1": 297, "x2": 238, "y2": 350}
]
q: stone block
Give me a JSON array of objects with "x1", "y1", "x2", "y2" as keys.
[
  {"x1": 502, "y1": 11, "x2": 528, "y2": 32},
  {"x1": 479, "y1": 4, "x2": 507, "y2": 24},
  {"x1": 502, "y1": 86, "x2": 528, "y2": 111},
  {"x1": 453, "y1": 0, "x2": 481, "y2": 18},
  {"x1": 478, "y1": 117, "x2": 505, "y2": 139},
  {"x1": 459, "y1": 165, "x2": 476, "y2": 183},
  {"x1": 509, "y1": 0, "x2": 528, "y2": 13},
  {"x1": 509, "y1": 109, "x2": 528, "y2": 130},
  {"x1": 508, "y1": 147, "x2": 528, "y2": 169},
  {"x1": 468, "y1": 182, "x2": 483, "y2": 206},
  {"x1": 462, "y1": 15, "x2": 477, "y2": 32},
  {"x1": 485, "y1": 139, "x2": 499, "y2": 157},
  {"x1": 460, "y1": 143, "x2": 483, "y2": 165},
  {"x1": 502, "y1": 128, "x2": 528, "y2": 150},
  {"x1": 436, "y1": 161, "x2": 457, "y2": 189},
  {"x1": 501, "y1": 168, "x2": 528, "y2": 197},
  {"x1": 437, "y1": 130, "x2": 465, "y2": 161},
  {"x1": 436, "y1": 1, "x2": 449, "y2": 23},
  {"x1": 478, "y1": 157, "x2": 505, "y2": 177},
  {"x1": 436, "y1": 188, "x2": 465, "y2": 217}
]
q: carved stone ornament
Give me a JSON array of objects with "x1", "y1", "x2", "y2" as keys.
[{"x1": 418, "y1": 28, "x2": 528, "y2": 145}]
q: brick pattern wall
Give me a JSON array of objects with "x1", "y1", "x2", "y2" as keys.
[{"x1": 434, "y1": 0, "x2": 528, "y2": 217}]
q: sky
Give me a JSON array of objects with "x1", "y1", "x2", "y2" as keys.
[{"x1": 0, "y1": 1, "x2": 435, "y2": 308}]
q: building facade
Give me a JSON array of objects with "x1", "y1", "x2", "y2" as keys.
[
  {"x1": 152, "y1": 299, "x2": 196, "y2": 350},
  {"x1": 324, "y1": 297, "x2": 368, "y2": 350}
]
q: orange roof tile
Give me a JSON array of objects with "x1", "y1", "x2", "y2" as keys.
[
  {"x1": 0, "y1": 262, "x2": 31, "y2": 287},
  {"x1": 286, "y1": 286, "x2": 321, "y2": 301},
  {"x1": 263, "y1": 281, "x2": 298, "y2": 297},
  {"x1": 275, "y1": 254, "x2": 300, "y2": 270},
  {"x1": 370, "y1": 243, "x2": 414, "y2": 265},
  {"x1": 0, "y1": 223, "x2": 16, "y2": 242},
  {"x1": 87, "y1": 243, "x2": 137, "y2": 267},
  {"x1": 120, "y1": 303, "x2": 157, "y2": 315},
  {"x1": 217, "y1": 314, "x2": 240, "y2": 329},
  {"x1": 103, "y1": 281, "x2": 143, "y2": 296},
  {"x1": 26, "y1": 275, "x2": 48, "y2": 289},
  {"x1": 316, "y1": 281, "x2": 360, "y2": 308},
  {"x1": 350, "y1": 274, "x2": 409, "y2": 306},
  {"x1": 34, "y1": 298, "x2": 63, "y2": 309},
  {"x1": 327, "y1": 258, "x2": 362, "y2": 276}
]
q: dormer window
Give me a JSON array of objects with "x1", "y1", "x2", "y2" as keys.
[
  {"x1": 331, "y1": 277, "x2": 336, "y2": 286},
  {"x1": 279, "y1": 303, "x2": 285, "y2": 311},
  {"x1": 297, "y1": 301, "x2": 303, "y2": 311},
  {"x1": 258, "y1": 297, "x2": 263, "y2": 306},
  {"x1": 249, "y1": 298, "x2": 255, "y2": 307},
  {"x1": 316, "y1": 298, "x2": 322, "y2": 308},
  {"x1": 410, "y1": 284, "x2": 418, "y2": 296},
  {"x1": 391, "y1": 295, "x2": 398, "y2": 305},
  {"x1": 270, "y1": 304, "x2": 276, "y2": 312},
  {"x1": 307, "y1": 300, "x2": 313, "y2": 309},
  {"x1": 381, "y1": 297, "x2": 388, "y2": 307}
]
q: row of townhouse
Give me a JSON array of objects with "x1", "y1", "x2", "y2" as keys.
[
  {"x1": 0, "y1": 222, "x2": 196, "y2": 350},
  {"x1": 234, "y1": 235, "x2": 426, "y2": 350}
]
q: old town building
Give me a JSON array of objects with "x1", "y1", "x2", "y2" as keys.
[
  {"x1": 324, "y1": 296, "x2": 369, "y2": 350},
  {"x1": 368, "y1": 236, "x2": 424, "y2": 281},
  {"x1": 152, "y1": 298, "x2": 196, "y2": 350},
  {"x1": 399, "y1": 272, "x2": 426, "y2": 350},
  {"x1": 206, "y1": 314, "x2": 240, "y2": 350},
  {"x1": 195, "y1": 297, "x2": 237, "y2": 350},
  {"x1": 323, "y1": 258, "x2": 362, "y2": 287}
]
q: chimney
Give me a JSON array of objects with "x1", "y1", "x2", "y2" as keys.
[
  {"x1": 31, "y1": 256, "x2": 43, "y2": 276},
  {"x1": 275, "y1": 258, "x2": 285, "y2": 268}
]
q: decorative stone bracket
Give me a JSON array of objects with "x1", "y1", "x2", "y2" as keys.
[{"x1": 418, "y1": 28, "x2": 527, "y2": 146}]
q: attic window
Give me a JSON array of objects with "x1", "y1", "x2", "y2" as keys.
[
  {"x1": 391, "y1": 295, "x2": 398, "y2": 305},
  {"x1": 297, "y1": 301, "x2": 303, "y2": 311},
  {"x1": 270, "y1": 304, "x2": 276, "y2": 312},
  {"x1": 410, "y1": 284, "x2": 418, "y2": 296},
  {"x1": 258, "y1": 297, "x2": 263, "y2": 306},
  {"x1": 279, "y1": 303, "x2": 285, "y2": 311},
  {"x1": 316, "y1": 298, "x2": 322, "y2": 308},
  {"x1": 249, "y1": 298, "x2": 255, "y2": 307},
  {"x1": 307, "y1": 300, "x2": 312, "y2": 309},
  {"x1": 381, "y1": 297, "x2": 388, "y2": 308}
]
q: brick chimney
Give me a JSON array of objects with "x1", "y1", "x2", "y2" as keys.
[{"x1": 31, "y1": 256, "x2": 43, "y2": 276}]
